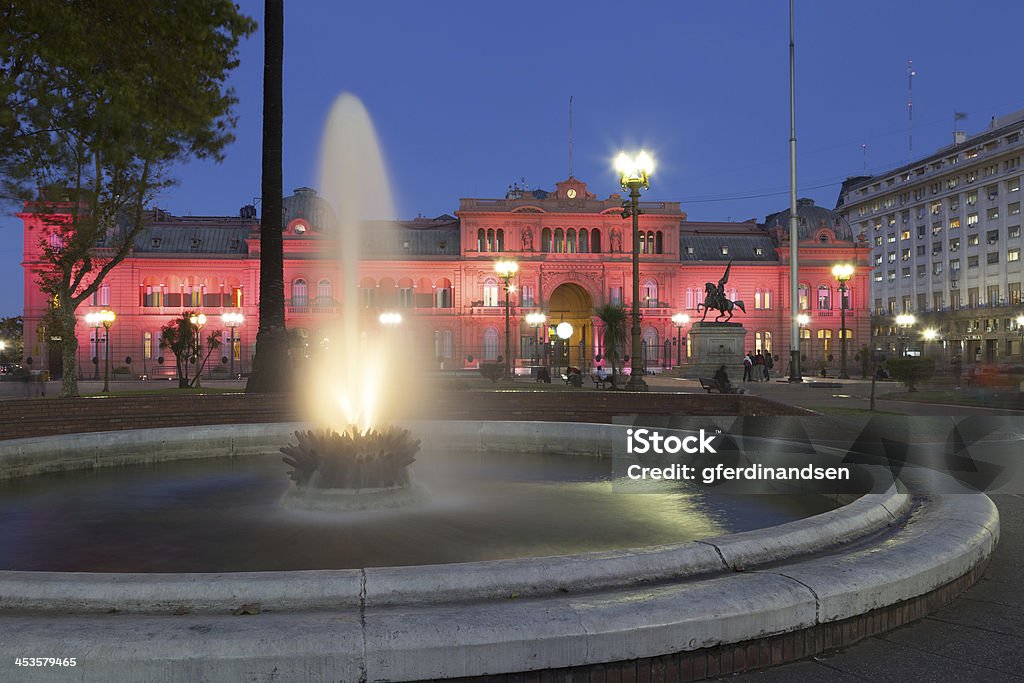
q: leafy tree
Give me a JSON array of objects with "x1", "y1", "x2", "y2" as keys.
[
  {"x1": 0, "y1": 1, "x2": 255, "y2": 397},
  {"x1": 884, "y1": 356, "x2": 935, "y2": 392},
  {"x1": 246, "y1": 0, "x2": 291, "y2": 394},
  {"x1": 159, "y1": 313, "x2": 222, "y2": 389},
  {"x1": 594, "y1": 303, "x2": 627, "y2": 387},
  {"x1": 0, "y1": 316, "x2": 23, "y2": 364}
]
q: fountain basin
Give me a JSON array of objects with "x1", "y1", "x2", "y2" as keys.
[{"x1": 0, "y1": 421, "x2": 998, "y2": 682}]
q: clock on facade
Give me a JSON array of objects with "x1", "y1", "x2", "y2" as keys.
[{"x1": 566, "y1": 188, "x2": 577, "y2": 199}]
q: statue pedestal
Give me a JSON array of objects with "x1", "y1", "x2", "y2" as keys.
[{"x1": 683, "y1": 322, "x2": 748, "y2": 380}]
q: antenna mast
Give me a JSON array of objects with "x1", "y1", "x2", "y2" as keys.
[
  {"x1": 569, "y1": 95, "x2": 574, "y2": 178},
  {"x1": 907, "y1": 59, "x2": 915, "y2": 158}
]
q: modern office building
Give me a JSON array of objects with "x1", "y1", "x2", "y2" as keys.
[
  {"x1": 837, "y1": 109, "x2": 1024, "y2": 365},
  {"x1": 21, "y1": 178, "x2": 870, "y2": 379}
]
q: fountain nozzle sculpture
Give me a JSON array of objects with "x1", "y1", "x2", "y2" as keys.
[{"x1": 281, "y1": 426, "x2": 420, "y2": 490}]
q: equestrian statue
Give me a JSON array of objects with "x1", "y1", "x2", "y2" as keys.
[{"x1": 697, "y1": 260, "x2": 747, "y2": 322}]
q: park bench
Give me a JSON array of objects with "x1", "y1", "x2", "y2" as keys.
[{"x1": 591, "y1": 375, "x2": 613, "y2": 389}]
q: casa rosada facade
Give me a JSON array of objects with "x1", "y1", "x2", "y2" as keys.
[{"x1": 21, "y1": 177, "x2": 872, "y2": 379}]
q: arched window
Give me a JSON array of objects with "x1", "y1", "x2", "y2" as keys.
[
  {"x1": 434, "y1": 329, "x2": 453, "y2": 360},
  {"x1": 496, "y1": 229, "x2": 504, "y2": 252},
  {"x1": 49, "y1": 232, "x2": 64, "y2": 249},
  {"x1": 398, "y1": 277, "x2": 415, "y2": 308},
  {"x1": 656, "y1": 231, "x2": 664, "y2": 254},
  {"x1": 685, "y1": 288, "x2": 694, "y2": 309},
  {"x1": 435, "y1": 278, "x2": 453, "y2": 308},
  {"x1": 762, "y1": 289, "x2": 772, "y2": 309},
  {"x1": 316, "y1": 279, "x2": 332, "y2": 304},
  {"x1": 483, "y1": 328, "x2": 499, "y2": 360},
  {"x1": 566, "y1": 228, "x2": 577, "y2": 254},
  {"x1": 818, "y1": 328, "x2": 833, "y2": 356},
  {"x1": 291, "y1": 279, "x2": 308, "y2": 307},
  {"x1": 639, "y1": 232, "x2": 647, "y2": 254},
  {"x1": 542, "y1": 228, "x2": 552, "y2": 252},
  {"x1": 359, "y1": 277, "x2": 377, "y2": 308},
  {"x1": 647, "y1": 231, "x2": 655, "y2": 254},
  {"x1": 554, "y1": 228, "x2": 565, "y2": 253},
  {"x1": 483, "y1": 277, "x2": 500, "y2": 307},
  {"x1": 477, "y1": 229, "x2": 486, "y2": 252},
  {"x1": 755, "y1": 331, "x2": 773, "y2": 353},
  {"x1": 486, "y1": 229, "x2": 495, "y2": 252},
  {"x1": 754, "y1": 289, "x2": 762, "y2": 309},
  {"x1": 817, "y1": 285, "x2": 832, "y2": 310},
  {"x1": 578, "y1": 229, "x2": 589, "y2": 253},
  {"x1": 642, "y1": 327, "x2": 659, "y2": 364},
  {"x1": 641, "y1": 279, "x2": 658, "y2": 308},
  {"x1": 798, "y1": 284, "x2": 810, "y2": 311},
  {"x1": 591, "y1": 229, "x2": 601, "y2": 253}
]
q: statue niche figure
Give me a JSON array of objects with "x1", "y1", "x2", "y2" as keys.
[
  {"x1": 697, "y1": 260, "x2": 747, "y2": 322},
  {"x1": 521, "y1": 226, "x2": 533, "y2": 252}
]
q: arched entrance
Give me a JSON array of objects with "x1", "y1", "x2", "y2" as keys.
[{"x1": 548, "y1": 283, "x2": 593, "y2": 371}]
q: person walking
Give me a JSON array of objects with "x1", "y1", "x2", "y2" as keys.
[
  {"x1": 754, "y1": 350, "x2": 766, "y2": 382},
  {"x1": 742, "y1": 352, "x2": 753, "y2": 382},
  {"x1": 765, "y1": 353, "x2": 775, "y2": 380}
]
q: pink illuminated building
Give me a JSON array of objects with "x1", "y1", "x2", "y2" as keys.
[{"x1": 20, "y1": 178, "x2": 871, "y2": 379}]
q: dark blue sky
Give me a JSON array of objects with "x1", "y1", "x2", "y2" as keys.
[{"x1": 3, "y1": 0, "x2": 1023, "y2": 317}]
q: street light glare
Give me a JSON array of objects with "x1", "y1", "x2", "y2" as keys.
[
  {"x1": 923, "y1": 328, "x2": 938, "y2": 341},
  {"x1": 831, "y1": 263, "x2": 854, "y2": 280},
  {"x1": 796, "y1": 313, "x2": 810, "y2": 326}
]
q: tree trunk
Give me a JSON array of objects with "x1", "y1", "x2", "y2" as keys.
[
  {"x1": 58, "y1": 304, "x2": 80, "y2": 398},
  {"x1": 246, "y1": 0, "x2": 291, "y2": 394}
]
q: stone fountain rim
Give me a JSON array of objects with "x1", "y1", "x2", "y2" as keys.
[{"x1": 0, "y1": 420, "x2": 911, "y2": 613}]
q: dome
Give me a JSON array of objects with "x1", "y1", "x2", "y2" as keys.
[
  {"x1": 763, "y1": 198, "x2": 853, "y2": 242},
  {"x1": 282, "y1": 187, "x2": 335, "y2": 232}
]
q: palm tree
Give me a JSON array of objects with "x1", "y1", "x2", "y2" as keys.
[
  {"x1": 594, "y1": 303, "x2": 628, "y2": 387},
  {"x1": 246, "y1": 0, "x2": 290, "y2": 393}
]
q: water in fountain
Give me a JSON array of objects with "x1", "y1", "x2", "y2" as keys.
[{"x1": 287, "y1": 94, "x2": 427, "y2": 507}]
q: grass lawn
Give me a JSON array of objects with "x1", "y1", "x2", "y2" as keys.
[
  {"x1": 811, "y1": 406, "x2": 903, "y2": 416},
  {"x1": 880, "y1": 388, "x2": 1024, "y2": 410}
]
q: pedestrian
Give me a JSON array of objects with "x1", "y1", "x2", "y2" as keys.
[
  {"x1": 754, "y1": 350, "x2": 766, "y2": 382},
  {"x1": 742, "y1": 352, "x2": 753, "y2": 382},
  {"x1": 765, "y1": 353, "x2": 774, "y2": 380}
]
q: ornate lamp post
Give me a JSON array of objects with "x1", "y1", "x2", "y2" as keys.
[
  {"x1": 189, "y1": 313, "x2": 207, "y2": 386},
  {"x1": 671, "y1": 313, "x2": 689, "y2": 368},
  {"x1": 526, "y1": 312, "x2": 546, "y2": 365},
  {"x1": 896, "y1": 313, "x2": 916, "y2": 357},
  {"x1": 832, "y1": 264, "x2": 854, "y2": 379},
  {"x1": 94, "y1": 309, "x2": 116, "y2": 392},
  {"x1": 616, "y1": 150, "x2": 654, "y2": 391},
  {"x1": 221, "y1": 311, "x2": 245, "y2": 379},
  {"x1": 556, "y1": 321, "x2": 573, "y2": 376},
  {"x1": 84, "y1": 312, "x2": 102, "y2": 379},
  {"x1": 796, "y1": 313, "x2": 810, "y2": 376},
  {"x1": 495, "y1": 260, "x2": 518, "y2": 380}
]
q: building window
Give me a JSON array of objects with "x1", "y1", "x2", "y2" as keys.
[
  {"x1": 567, "y1": 228, "x2": 577, "y2": 254},
  {"x1": 987, "y1": 207, "x2": 1000, "y2": 221},
  {"x1": 1011, "y1": 225, "x2": 1022, "y2": 239},
  {"x1": 1010, "y1": 283, "x2": 1022, "y2": 306},
  {"x1": 720, "y1": 246, "x2": 729, "y2": 256},
  {"x1": 987, "y1": 229, "x2": 1000, "y2": 244},
  {"x1": 950, "y1": 238, "x2": 960, "y2": 251},
  {"x1": 291, "y1": 279, "x2": 308, "y2": 307},
  {"x1": 915, "y1": 265, "x2": 924, "y2": 277},
  {"x1": 1009, "y1": 248, "x2": 1021, "y2": 263},
  {"x1": 641, "y1": 279, "x2": 658, "y2": 308},
  {"x1": 987, "y1": 286, "x2": 1000, "y2": 306},
  {"x1": 143, "y1": 332, "x2": 153, "y2": 360},
  {"x1": 316, "y1": 279, "x2": 332, "y2": 304},
  {"x1": 609, "y1": 287, "x2": 623, "y2": 306},
  {"x1": 399, "y1": 287, "x2": 414, "y2": 308},
  {"x1": 968, "y1": 234, "x2": 979, "y2": 246},
  {"x1": 950, "y1": 258, "x2": 960, "y2": 272},
  {"x1": 578, "y1": 229, "x2": 589, "y2": 253},
  {"x1": 542, "y1": 228, "x2": 552, "y2": 252},
  {"x1": 554, "y1": 228, "x2": 565, "y2": 253},
  {"x1": 988, "y1": 252, "x2": 1000, "y2": 265},
  {"x1": 817, "y1": 285, "x2": 831, "y2": 310},
  {"x1": 520, "y1": 285, "x2": 535, "y2": 307},
  {"x1": 591, "y1": 229, "x2": 601, "y2": 253},
  {"x1": 968, "y1": 255, "x2": 979, "y2": 268},
  {"x1": 933, "y1": 262, "x2": 943, "y2": 275},
  {"x1": 1009, "y1": 202, "x2": 1021, "y2": 217},
  {"x1": 435, "y1": 279, "x2": 453, "y2": 308},
  {"x1": 754, "y1": 247, "x2": 764, "y2": 256},
  {"x1": 434, "y1": 329, "x2": 453, "y2": 360},
  {"x1": 482, "y1": 328, "x2": 499, "y2": 360},
  {"x1": 904, "y1": 267, "x2": 912, "y2": 278},
  {"x1": 482, "y1": 277, "x2": 500, "y2": 307},
  {"x1": 798, "y1": 284, "x2": 809, "y2": 310}
]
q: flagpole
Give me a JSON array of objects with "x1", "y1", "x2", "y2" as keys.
[{"x1": 787, "y1": 0, "x2": 802, "y2": 383}]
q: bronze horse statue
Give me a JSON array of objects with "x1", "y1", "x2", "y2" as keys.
[{"x1": 697, "y1": 260, "x2": 747, "y2": 322}]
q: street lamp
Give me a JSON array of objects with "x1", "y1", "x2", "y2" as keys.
[
  {"x1": 616, "y1": 150, "x2": 654, "y2": 391},
  {"x1": 92, "y1": 309, "x2": 116, "y2": 392},
  {"x1": 1017, "y1": 314, "x2": 1024, "y2": 359},
  {"x1": 832, "y1": 264, "x2": 854, "y2": 379},
  {"x1": 526, "y1": 312, "x2": 546, "y2": 365},
  {"x1": 495, "y1": 260, "x2": 518, "y2": 380},
  {"x1": 84, "y1": 312, "x2": 102, "y2": 379},
  {"x1": 220, "y1": 311, "x2": 245, "y2": 379},
  {"x1": 378, "y1": 312, "x2": 403, "y2": 326},
  {"x1": 189, "y1": 313, "x2": 207, "y2": 386},
  {"x1": 556, "y1": 321, "x2": 573, "y2": 375},
  {"x1": 922, "y1": 328, "x2": 938, "y2": 362},
  {"x1": 671, "y1": 313, "x2": 689, "y2": 368},
  {"x1": 896, "y1": 313, "x2": 916, "y2": 357},
  {"x1": 796, "y1": 313, "x2": 810, "y2": 377}
]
